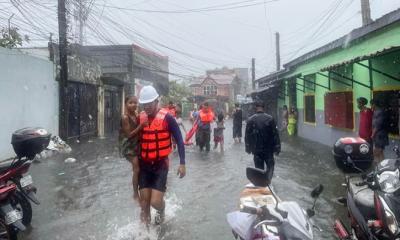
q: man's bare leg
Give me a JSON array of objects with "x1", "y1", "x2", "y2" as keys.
[
  {"x1": 151, "y1": 190, "x2": 165, "y2": 224},
  {"x1": 139, "y1": 188, "x2": 152, "y2": 224}
]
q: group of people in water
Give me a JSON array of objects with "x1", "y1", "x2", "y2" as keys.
[{"x1": 118, "y1": 85, "x2": 283, "y2": 226}]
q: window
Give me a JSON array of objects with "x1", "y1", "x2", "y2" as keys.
[
  {"x1": 324, "y1": 92, "x2": 354, "y2": 129},
  {"x1": 203, "y1": 85, "x2": 217, "y2": 96},
  {"x1": 373, "y1": 90, "x2": 400, "y2": 136},
  {"x1": 304, "y1": 95, "x2": 315, "y2": 123}
]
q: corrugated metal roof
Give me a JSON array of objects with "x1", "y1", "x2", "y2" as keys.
[
  {"x1": 320, "y1": 46, "x2": 400, "y2": 71},
  {"x1": 284, "y1": 8, "x2": 400, "y2": 69}
]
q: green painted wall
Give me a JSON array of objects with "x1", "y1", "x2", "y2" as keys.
[
  {"x1": 285, "y1": 22, "x2": 400, "y2": 77},
  {"x1": 371, "y1": 51, "x2": 400, "y2": 90}
]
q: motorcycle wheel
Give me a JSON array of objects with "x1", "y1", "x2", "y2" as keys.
[
  {"x1": 0, "y1": 219, "x2": 17, "y2": 240},
  {"x1": 10, "y1": 191, "x2": 32, "y2": 226}
]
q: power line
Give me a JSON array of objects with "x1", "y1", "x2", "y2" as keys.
[{"x1": 92, "y1": 0, "x2": 279, "y2": 14}]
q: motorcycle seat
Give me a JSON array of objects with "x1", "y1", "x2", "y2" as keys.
[{"x1": 348, "y1": 177, "x2": 376, "y2": 220}]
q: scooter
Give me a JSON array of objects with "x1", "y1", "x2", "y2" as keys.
[
  {"x1": 0, "y1": 128, "x2": 50, "y2": 226},
  {"x1": 334, "y1": 147, "x2": 400, "y2": 240},
  {"x1": 0, "y1": 183, "x2": 26, "y2": 240},
  {"x1": 227, "y1": 167, "x2": 324, "y2": 240}
]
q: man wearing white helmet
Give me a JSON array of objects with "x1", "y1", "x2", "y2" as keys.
[{"x1": 137, "y1": 85, "x2": 186, "y2": 225}]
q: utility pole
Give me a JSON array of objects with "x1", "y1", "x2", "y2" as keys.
[
  {"x1": 275, "y1": 32, "x2": 281, "y2": 71},
  {"x1": 361, "y1": 0, "x2": 372, "y2": 26},
  {"x1": 251, "y1": 58, "x2": 256, "y2": 90},
  {"x1": 78, "y1": 0, "x2": 84, "y2": 45},
  {"x1": 8, "y1": 14, "x2": 14, "y2": 34},
  {"x1": 58, "y1": 0, "x2": 68, "y2": 139}
]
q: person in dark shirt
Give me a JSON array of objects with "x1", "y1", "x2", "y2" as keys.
[
  {"x1": 232, "y1": 103, "x2": 243, "y2": 143},
  {"x1": 245, "y1": 100, "x2": 281, "y2": 183},
  {"x1": 371, "y1": 99, "x2": 389, "y2": 163}
]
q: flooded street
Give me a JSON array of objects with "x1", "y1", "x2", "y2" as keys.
[{"x1": 20, "y1": 120, "x2": 347, "y2": 240}]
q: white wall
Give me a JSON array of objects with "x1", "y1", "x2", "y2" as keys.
[{"x1": 0, "y1": 47, "x2": 58, "y2": 160}]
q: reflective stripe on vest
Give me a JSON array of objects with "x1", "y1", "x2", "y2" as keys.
[{"x1": 140, "y1": 108, "x2": 172, "y2": 162}]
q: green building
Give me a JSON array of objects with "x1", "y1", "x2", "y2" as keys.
[{"x1": 253, "y1": 9, "x2": 400, "y2": 152}]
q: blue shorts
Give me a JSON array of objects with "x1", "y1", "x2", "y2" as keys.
[{"x1": 138, "y1": 160, "x2": 168, "y2": 192}]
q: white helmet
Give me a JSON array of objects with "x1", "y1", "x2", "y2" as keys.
[{"x1": 139, "y1": 85, "x2": 159, "y2": 104}]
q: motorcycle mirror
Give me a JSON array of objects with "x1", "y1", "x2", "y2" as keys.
[
  {"x1": 246, "y1": 167, "x2": 269, "y2": 187},
  {"x1": 306, "y1": 208, "x2": 315, "y2": 218},
  {"x1": 311, "y1": 184, "x2": 324, "y2": 199}
]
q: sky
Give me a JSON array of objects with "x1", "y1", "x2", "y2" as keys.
[{"x1": 0, "y1": 0, "x2": 400, "y2": 82}]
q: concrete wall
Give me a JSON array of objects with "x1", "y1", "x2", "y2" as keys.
[{"x1": 0, "y1": 47, "x2": 58, "y2": 160}]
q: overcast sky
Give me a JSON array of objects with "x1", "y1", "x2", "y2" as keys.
[{"x1": 1, "y1": 0, "x2": 400, "y2": 81}]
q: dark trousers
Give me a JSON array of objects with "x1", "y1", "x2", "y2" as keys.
[
  {"x1": 198, "y1": 128, "x2": 211, "y2": 151},
  {"x1": 253, "y1": 152, "x2": 275, "y2": 183}
]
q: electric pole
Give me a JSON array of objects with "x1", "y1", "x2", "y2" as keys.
[
  {"x1": 361, "y1": 0, "x2": 372, "y2": 26},
  {"x1": 58, "y1": 0, "x2": 68, "y2": 139},
  {"x1": 252, "y1": 58, "x2": 256, "y2": 90},
  {"x1": 275, "y1": 32, "x2": 281, "y2": 71}
]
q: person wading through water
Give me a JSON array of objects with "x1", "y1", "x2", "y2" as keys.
[
  {"x1": 138, "y1": 86, "x2": 186, "y2": 225},
  {"x1": 232, "y1": 103, "x2": 243, "y2": 143},
  {"x1": 119, "y1": 96, "x2": 147, "y2": 201},
  {"x1": 197, "y1": 102, "x2": 215, "y2": 152},
  {"x1": 245, "y1": 100, "x2": 281, "y2": 183}
]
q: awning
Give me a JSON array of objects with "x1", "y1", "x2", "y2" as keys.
[{"x1": 320, "y1": 46, "x2": 400, "y2": 71}]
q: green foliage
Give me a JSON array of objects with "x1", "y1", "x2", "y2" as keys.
[
  {"x1": 0, "y1": 27, "x2": 29, "y2": 48},
  {"x1": 163, "y1": 81, "x2": 192, "y2": 104}
]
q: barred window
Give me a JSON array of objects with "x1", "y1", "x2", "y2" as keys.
[
  {"x1": 304, "y1": 95, "x2": 315, "y2": 123},
  {"x1": 203, "y1": 85, "x2": 217, "y2": 96}
]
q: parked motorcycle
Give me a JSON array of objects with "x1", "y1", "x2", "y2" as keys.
[
  {"x1": 0, "y1": 127, "x2": 50, "y2": 226},
  {"x1": 0, "y1": 183, "x2": 26, "y2": 240},
  {"x1": 227, "y1": 167, "x2": 324, "y2": 240},
  {"x1": 334, "y1": 147, "x2": 400, "y2": 240}
]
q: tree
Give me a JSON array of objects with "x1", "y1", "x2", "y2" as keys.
[
  {"x1": 0, "y1": 27, "x2": 29, "y2": 48},
  {"x1": 163, "y1": 80, "x2": 192, "y2": 104}
]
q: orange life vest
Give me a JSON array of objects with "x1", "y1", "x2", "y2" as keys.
[
  {"x1": 140, "y1": 108, "x2": 172, "y2": 163},
  {"x1": 199, "y1": 109, "x2": 214, "y2": 123}
]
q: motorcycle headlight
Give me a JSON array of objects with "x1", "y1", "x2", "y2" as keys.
[
  {"x1": 379, "y1": 196, "x2": 399, "y2": 235},
  {"x1": 344, "y1": 145, "x2": 353, "y2": 154}
]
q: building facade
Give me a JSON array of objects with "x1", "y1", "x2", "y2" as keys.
[
  {"x1": 190, "y1": 72, "x2": 241, "y2": 113},
  {"x1": 253, "y1": 9, "x2": 400, "y2": 157}
]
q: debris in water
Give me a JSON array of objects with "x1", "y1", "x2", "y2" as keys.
[
  {"x1": 64, "y1": 158, "x2": 77, "y2": 163},
  {"x1": 58, "y1": 172, "x2": 65, "y2": 176}
]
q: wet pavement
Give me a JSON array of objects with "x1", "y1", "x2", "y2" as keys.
[{"x1": 20, "y1": 120, "x2": 347, "y2": 240}]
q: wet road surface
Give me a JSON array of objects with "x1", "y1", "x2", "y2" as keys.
[{"x1": 20, "y1": 120, "x2": 347, "y2": 240}]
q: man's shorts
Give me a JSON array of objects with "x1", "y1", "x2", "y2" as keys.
[{"x1": 139, "y1": 160, "x2": 169, "y2": 192}]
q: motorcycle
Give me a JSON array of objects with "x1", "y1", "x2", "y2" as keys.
[
  {"x1": 0, "y1": 183, "x2": 26, "y2": 240},
  {"x1": 227, "y1": 167, "x2": 324, "y2": 240},
  {"x1": 0, "y1": 127, "x2": 50, "y2": 226},
  {"x1": 334, "y1": 147, "x2": 400, "y2": 240}
]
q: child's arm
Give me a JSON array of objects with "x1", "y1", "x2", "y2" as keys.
[{"x1": 129, "y1": 117, "x2": 147, "y2": 138}]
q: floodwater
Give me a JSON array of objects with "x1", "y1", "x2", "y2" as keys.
[{"x1": 20, "y1": 120, "x2": 347, "y2": 240}]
